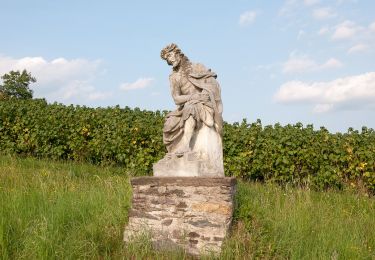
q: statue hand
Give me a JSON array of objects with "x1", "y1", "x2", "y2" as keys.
[{"x1": 200, "y1": 93, "x2": 210, "y2": 102}]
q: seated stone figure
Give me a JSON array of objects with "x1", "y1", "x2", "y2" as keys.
[{"x1": 153, "y1": 43, "x2": 224, "y2": 177}]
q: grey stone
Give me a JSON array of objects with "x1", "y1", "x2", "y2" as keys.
[
  {"x1": 124, "y1": 176, "x2": 236, "y2": 256},
  {"x1": 154, "y1": 43, "x2": 224, "y2": 177},
  {"x1": 189, "y1": 239, "x2": 199, "y2": 245},
  {"x1": 130, "y1": 176, "x2": 236, "y2": 187},
  {"x1": 153, "y1": 239, "x2": 181, "y2": 252},
  {"x1": 176, "y1": 201, "x2": 187, "y2": 208},
  {"x1": 123, "y1": 45, "x2": 235, "y2": 257},
  {"x1": 187, "y1": 219, "x2": 221, "y2": 228},
  {"x1": 188, "y1": 232, "x2": 200, "y2": 238},
  {"x1": 161, "y1": 219, "x2": 173, "y2": 226},
  {"x1": 128, "y1": 210, "x2": 159, "y2": 220}
]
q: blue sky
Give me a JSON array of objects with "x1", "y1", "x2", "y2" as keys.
[{"x1": 0, "y1": 0, "x2": 374, "y2": 132}]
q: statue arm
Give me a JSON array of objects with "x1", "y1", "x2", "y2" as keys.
[
  {"x1": 169, "y1": 74, "x2": 209, "y2": 105},
  {"x1": 170, "y1": 78, "x2": 191, "y2": 105},
  {"x1": 171, "y1": 87, "x2": 209, "y2": 105}
]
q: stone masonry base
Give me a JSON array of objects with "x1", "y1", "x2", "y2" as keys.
[{"x1": 123, "y1": 177, "x2": 236, "y2": 256}]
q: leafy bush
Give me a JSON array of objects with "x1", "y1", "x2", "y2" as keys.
[
  {"x1": 0, "y1": 99, "x2": 374, "y2": 193},
  {"x1": 224, "y1": 120, "x2": 375, "y2": 193},
  {"x1": 0, "y1": 99, "x2": 165, "y2": 175},
  {"x1": 0, "y1": 70, "x2": 36, "y2": 100}
]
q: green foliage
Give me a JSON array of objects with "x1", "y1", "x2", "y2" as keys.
[
  {"x1": 223, "y1": 119, "x2": 375, "y2": 194},
  {"x1": 228, "y1": 181, "x2": 375, "y2": 259},
  {"x1": 1, "y1": 156, "x2": 374, "y2": 259},
  {"x1": 0, "y1": 70, "x2": 36, "y2": 100},
  {"x1": 0, "y1": 155, "x2": 131, "y2": 259},
  {"x1": 0, "y1": 99, "x2": 374, "y2": 193},
  {"x1": 0, "y1": 99, "x2": 165, "y2": 175}
]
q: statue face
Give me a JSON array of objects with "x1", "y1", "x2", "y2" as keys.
[{"x1": 165, "y1": 51, "x2": 181, "y2": 68}]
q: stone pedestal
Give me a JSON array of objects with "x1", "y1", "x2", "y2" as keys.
[
  {"x1": 153, "y1": 152, "x2": 224, "y2": 177},
  {"x1": 123, "y1": 177, "x2": 236, "y2": 256}
]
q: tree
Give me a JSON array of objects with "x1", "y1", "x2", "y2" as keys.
[{"x1": 0, "y1": 70, "x2": 36, "y2": 100}]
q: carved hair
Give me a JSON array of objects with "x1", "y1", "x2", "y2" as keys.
[
  {"x1": 160, "y1": 43, "x2": 181, "y2": 60},
  {"x1": 160, "y1": 43, "x2": 191, "y2": 73}
]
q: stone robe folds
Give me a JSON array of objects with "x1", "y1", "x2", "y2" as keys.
[{"x1": 163, "y1": 63, "x2": 224, "y2": 175}]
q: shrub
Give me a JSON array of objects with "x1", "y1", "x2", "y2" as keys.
[{"x1": 0, "y1": 99, "x2": 374, "y2": 193}]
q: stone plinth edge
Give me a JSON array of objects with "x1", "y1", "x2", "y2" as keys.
[
  {"x1": 124, "y1": 176, "x2": 237, "y2": 256},
  {"x1": 130, "y1": 176, "x2": 236, "y2": 187}
]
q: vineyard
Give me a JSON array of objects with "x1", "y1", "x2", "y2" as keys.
[{"x1": 0, "y1": 99, "x2": 374, "y2": 193}]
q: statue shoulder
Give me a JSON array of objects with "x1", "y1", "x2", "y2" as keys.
[
  {"x1": 190, "y1": 63, "x2": 217, "y2": 79},
  {"x1": 191, "y1": 63, "x2": 209, "y2": 73},
  {"x1": 169, "y1": 72, "x2": 179, "y2": 81},
  {"x1": 169, "y1": 72, "x2": 184, "y2": 87}
]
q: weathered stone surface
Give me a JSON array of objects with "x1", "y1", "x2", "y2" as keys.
[
  {"x1": 191, "y1": 202, "x2": 232, "y2": 215},
  {"x1": 131, "y1": 176, "x2": 236, "y2": 187},
  {"x1": 154, "y1": 43, "x2": 224, "y2": 177},
  {"x1": 153, "y1": 150, "x2": 224, "y2": 177},
  {"x1": 124, "y1": 176, "x2": 236, "y2": 256},
  {"x1": 161, "y1": 219, "x2": 173, "y2": 226}
]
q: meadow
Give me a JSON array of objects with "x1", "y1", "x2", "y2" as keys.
[{"x1": 1, "y1": 155, "x2": 374, "y2": 259}]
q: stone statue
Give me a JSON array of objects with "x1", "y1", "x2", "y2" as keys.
[{"x1": 153, "y1": 43, "x2": 224, "y2": 177}]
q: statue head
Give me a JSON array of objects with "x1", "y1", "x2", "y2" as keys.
[{"x1": 160, "y1": 43, "x2": 183, "y2": 69}]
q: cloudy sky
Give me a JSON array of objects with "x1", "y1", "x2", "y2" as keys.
[{"x1": 1, "y1": 0, "x2": 374, "y2": 132}]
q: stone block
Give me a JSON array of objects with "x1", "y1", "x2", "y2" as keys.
[{"x1": 123, "y1": 176, "x2": 236, "y2": 256}]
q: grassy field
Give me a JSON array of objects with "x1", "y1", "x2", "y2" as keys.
[{"x1": 0, "y1": 155, "x2": 374, "y2": 259}]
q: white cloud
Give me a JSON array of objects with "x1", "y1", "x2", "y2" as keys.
[
  {"x1": 304, "y1": 0, "x2": 319, "y2": 6},
  {"x1": 0, "y1": 55, "x2": 111, "y2": 102},
  {"x1": 369, "y1": 21, "x2": 375, "y2": 32},
  {"x1": 332, "y1": 20, "x2": 361, "y2": 40},
  {"x1": 119, "y1": 78, "x2": 154, "y2": 91},
  {"x1": 0, "y1": 56, "x2": 99, "y2": 85},
  {"x1": 255, "y1": 63, "x2": 278, "y2": 71},
  {"x1": 88, "y1": 91, "x2": 113, "y2": 101},
  {"x1": 347, "y1": 43, "x2": 369, "y2": 54},
  {"x1": 313, "y1": 104, "x2": 333, "y2": 113},
  {"x1": 336, "y1": 0, "x2": 358, "y2": 5},
  {"x1": 278, "y1": 0, "x2": 298, "y2": 17},
  {"x1": 239, "y1": 10, "x2": 257, "y2": 26},
  {"x1": 318, "y1": 27, "x2": 329, "y2": 36},
  {"x1": 320, "y1": 58, "x2": 343, "y2": 69},
  {"x1": 297, "y1": 30, "x2": 306, "y2": 40},
  {"x1": 283, "y1": 55, "x2": 317, "y2": 74},
  {"x1": 282, "y1": 54, "x2": 342, "y2": 74},
  {"x1": 274, "y1": 72, "x2": 375, "y2": 112},
  {"x1": 52, "y1": 80, "x2": 112, "y2": 101},
  {"x1": 275, "y1": 80, "x2": 323, "y2": 102},
  {"x1": 318, "y1": 26, "x2": 330, "y2": 35},
  {"x1": 312, "y1": 7, "x2": 336, "y2": 20}
]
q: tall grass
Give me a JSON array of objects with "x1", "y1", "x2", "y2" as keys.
[
  {"x1": 0, "y1": 155, "x2": 131, "y2": 259},
  {"x1": 1, "y1": 155, "x2": 374, "y2": 259},
  {"x1": 223, "y1": 182, "x2": 375, "y2": 259}
]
